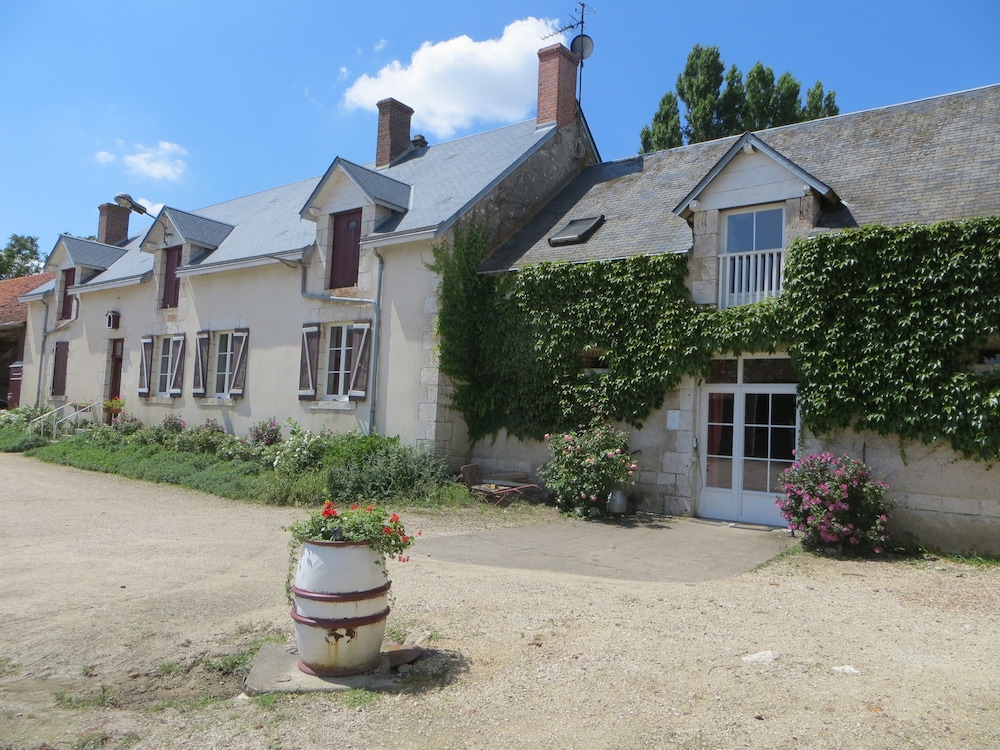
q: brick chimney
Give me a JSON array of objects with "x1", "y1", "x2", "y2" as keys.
[
  {"x1": 536, "y1": 44, "x2": 580, "y2": 129},
  {"x1": 98, "y1": 202, "x2": 131, "y2": 245},
  {"x1": 376, "y1": 98, "x2": 415, "y2": 168}
]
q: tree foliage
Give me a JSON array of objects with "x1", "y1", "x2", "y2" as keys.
[
  {"x1": 0, "y1": 234, "x2": 42, "y2": 280},
  {"x1": 640, "y1": 44, "x2": 839, "y2": 152}
]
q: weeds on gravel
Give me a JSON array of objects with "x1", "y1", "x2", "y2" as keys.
[
  {"x1": 339, "y1": 688, "x2": 381, "y2": 708},
  {"x1": 0, "y1": 656, "x2": 19, "y2": 677},
  {"x1": 146, "y1": 695, "x2": 224, "y2": 713},
  {"x1": 54, "y1": 684, "x2": 120, "y2": 708}
]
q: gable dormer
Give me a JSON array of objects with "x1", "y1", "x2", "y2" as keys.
[
  {"x1": 139, "y1": 207, "x2": 234, "y2": 309},
  {"x1": 300, "y1": 157, "x2": 411, "y2": 292},
  {"x1": 674, "y1": 133, "x2": 840, "y2": 309},
  {"x1": 46, "y1": 235, "x2": 129, "y2": 321}
]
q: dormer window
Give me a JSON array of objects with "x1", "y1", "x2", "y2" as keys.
[
  {"x1": 58, "y1": 268, "x2": 76, "y2": 320},
  {"x1": 719, "y1": 205, "x2": 785, "y2": 309},
  {"x1": 329, "y1": 209, "x2": 362, "y2": 289}
]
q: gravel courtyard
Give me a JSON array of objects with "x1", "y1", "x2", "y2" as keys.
[{"x1": 1, "y1": 453, "x2": 998, "y2": 749}]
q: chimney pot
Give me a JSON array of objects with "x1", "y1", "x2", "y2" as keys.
[
  {"x1": 98, "y1": 202, "x2": 131, "y2": 245},
  {"x1": 376, "y1": 98, "x2": 415, "y2": 168},
  {"x1": 536, "y1": 44, "x2": 580, "y2": 129}
]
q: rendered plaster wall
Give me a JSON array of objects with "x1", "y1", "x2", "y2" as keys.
[{"x1": 803, "y1": 430, "x2": 1000, "y2": 556}]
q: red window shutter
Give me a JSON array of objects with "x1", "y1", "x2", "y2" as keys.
[
  {"x1": 329, "y1": 209, "x2": 362, "y2": 289},
  {"x1": 162, "y1": 247, "x2": 182, "y2": 308},
  {"x1": 298, "y1": 324, "x2": 320, "y2": 400},
  {"x1": 59, "y1": 269, "x2": 76, "y2": 320},
  {"x1": 168, "y1": 334, "x2": 185, "y2": 397},
  {"x1": 192, "y1": 331, "x2": 210, "y2": 396},
  {"x1": 138, "y1": 336, "x2": 154, "y2": 397},
  {"x1": 348, "y1": 320, "x2": 372, "y2": 401},
  {"x1": 229, "y1": 328, "x2": 249, "y2": 398},
  {"x1": 51, "y1": 341, "x2": 69, "y2": 396}
]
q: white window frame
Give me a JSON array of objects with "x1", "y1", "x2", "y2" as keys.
[
  {"x1": 719, "y1": 204, "x2": 786, "y2": 309},
  {"x1": 213, "y1": 332, "x2": 236, "y2": 397},
  {"x1": 324, "y1": 324, "x2": 356, "y2": 399},
  {"x1": 154, "y1": 334, "x2": 185, "y2": 397}
]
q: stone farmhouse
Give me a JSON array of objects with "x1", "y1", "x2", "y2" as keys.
[
  {"x1": 15, "y1": 39, "x2": 1000, "y2": 553},
  {"x1": 476, "y1": 83, "x2": 1000, "y2": 553},
  {"x1": 18, "y1": 44, "x2": 596, "y2": 447}
]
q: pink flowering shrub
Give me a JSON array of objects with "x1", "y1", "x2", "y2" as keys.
[
  {"x1": 776, "y1": 452, "x2": 892, "y2": 554},
  {"x1": 539, "y1": 424, "x2": 637, "y2": 516}
]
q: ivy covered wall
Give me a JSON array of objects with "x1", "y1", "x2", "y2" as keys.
[{"x1": 432, "y1": 216, "x2": 1000, "y2": 462}]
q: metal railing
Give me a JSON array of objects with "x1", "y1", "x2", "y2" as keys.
[
  {"x1": 28, "y1": 401, "x2": 99, "y2": 439},
  {"x1": 718, "y1": 248, "x2": 784, "y2": 309}
]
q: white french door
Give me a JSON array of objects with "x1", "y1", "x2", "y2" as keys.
[{"x1": 698, "y1": 358, "x2": 798, "y2": 526}]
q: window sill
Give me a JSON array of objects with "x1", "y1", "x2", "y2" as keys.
[
  {"x1": 309, "y1": 400, "x2": 356, "y2": 411},
  {"x1": 146, "y1": 396, "x2": 177, "y2": 405},
  {"x1": 198, "y1": 397, "x2": 237, "y2": 407}
]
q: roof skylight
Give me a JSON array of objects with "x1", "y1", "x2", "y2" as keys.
[{"x1": 548, "y1": 214, "x2": 605, "y2": 247}]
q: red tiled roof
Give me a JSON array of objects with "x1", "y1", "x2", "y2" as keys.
[{"x1": 0, "y1": 273, "x2": 54, "y2": 326}]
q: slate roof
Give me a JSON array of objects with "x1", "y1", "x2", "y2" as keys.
[
  {"x1": 74, "y1": 118, "x2": 558, "y2": 291},
  {"x1": 161, "y1": 207, "x2": 234, "y2": 249},
  {"x1": 484, "y1": 84, "x2": 1000, "y2": 272},
  {"x1": 361, "y1": 120, "x2": 556, "y2": 240},
  {"x1": 0, "y1": 273, "x2": 54, "y2": 325},
  {"x1": 59, "y1": 235, "x2": 128, "y2": 270}
]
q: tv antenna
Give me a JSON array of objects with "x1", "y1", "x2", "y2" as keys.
[{"x1": 543, "y1": 3, "x2": 596, "y2": 104}]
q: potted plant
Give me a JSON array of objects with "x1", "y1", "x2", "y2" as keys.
[
  {"x1": 539, "y1": 423, "x2": 638, "y2": 517},
  {"x1": 103, "y1": 395, "x2": 125, "y2": 414},
  {"x1": 285, "y1": 500, "x2": 413, "y2": 676}
]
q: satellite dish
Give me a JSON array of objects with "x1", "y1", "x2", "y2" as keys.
[{"x1": 570, "y1": 33, "x2": 594, "y2": 60}]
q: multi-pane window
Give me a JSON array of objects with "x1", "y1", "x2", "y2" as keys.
[
  {"x1": 719, "y1": 206, "x2": 785, "y2": 309},
  {"x1": 156, "y1": 338, "x2": 176, "y2": 396},
  {"x1": 298, "y1": 321, "x2": 371, "y2": 401},
  {"x1": 209, "y1": 330, "x2": 248, "y2": 398},
  {"x1": 325, "y1": 325, "x2": 357, "y2": 398}
]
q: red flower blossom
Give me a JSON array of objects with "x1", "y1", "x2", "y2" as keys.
[
  {"x1": 350, "y1": 503, "x2": 360, "y2": 510},
  {"x1": 382, "y1": 526, "x2": 392, "y2": 534},
  {"x1": 321, "y1": 508, "x2": 338, "y2": 518},
  {"x1": 390, "y1": 513, "x2": 400, "y2": 523}
]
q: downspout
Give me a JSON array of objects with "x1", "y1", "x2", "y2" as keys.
[
  {"x1": 368, "y1": 249, "x2": 384, "y2": 435},
  {"x1": 34, "y1": 298, "x2": 50, "y2": 405}
]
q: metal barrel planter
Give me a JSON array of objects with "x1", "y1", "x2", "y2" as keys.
[{"x1": 290, "y1": 539, "x2": 390, "y2": 677}]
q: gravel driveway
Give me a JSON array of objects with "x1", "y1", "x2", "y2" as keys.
[{"x1": 1, "y1": 453, "x2": 998, "y2": 749}]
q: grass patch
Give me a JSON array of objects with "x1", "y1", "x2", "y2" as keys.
[
  {"x1": 157, "y1": 660, "x2": 192, "y2": 676},
  {"x1": 938, "y1": 552, "x2": 1000, "y2": 568},
  {"x1": 198, "y1": 631, "x2": 285, "y2": 679},
  {"x1": 339, "y1": 688, "x2": 380, "y2": 709},
  {"x1": 752, "y1": 540, "x2": 804, "y2": 571},
  {"x1": 146, "y1": 695, "x2": 225, "y2": 713},
  {"x1": 54, "y1": 683, "x2": 120, "y2": 708},
  {"x1": 0, "y1": 656, "x2": 19, "y2": 677},
  {"x1": 251, "y1": 692, "x2": 286, "y2": 710},
  {"x1": 0, "y1": 425, "x2": 49, "y2": 452}
]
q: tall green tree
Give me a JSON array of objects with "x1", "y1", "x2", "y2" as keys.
[
  {"x1": 640, "y1": 45, "x2": 839, "y2": 153},
  {"x1": 0, "y1": 234, "x2": 42, "y2": 280}
]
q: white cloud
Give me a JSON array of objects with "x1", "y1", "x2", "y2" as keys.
[
  {"x1": 343, "y1": 17, "x2": 565, "y2": 138},
  {"x1": 122, "y1": 141, "x2": 188, "y2": 181},
  {"x1": 95, "y1": 150, "x2": 116, "y2": 164},
  {"x1": 374, "y1": 38, "x2": 388, "y2": 52},
  {"x1": 137, "y1": 198, "x2": 163, "y2": 215}
]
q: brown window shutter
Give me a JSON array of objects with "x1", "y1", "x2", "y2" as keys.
[
  {"x1": 168, "y1": 334, "x2": 185, "y2": 397},
  {"x1": 229, "y1": 328, "x2": 249, "y2": 398},
  {"x1": 298, "y1": 324, "x2": 320, "y2": 400},
  {"x1": 138, "y1": 336, "x2": 154, "y2": 397},
  {"x1": 329, "y1": 209, "x2": 362, "y2": 288},
  {"x1": 51, "y1": 341, "x2": 69, "y2": 396},
  {"x1": 162, "y1": 247, "x2": 182, "y2": 308},
  {"x1": 59, "y1": 269, "x2": 76, "y2": 320},
  {"x1": 348, "y1": 320, "x2": 372, "y2": 401},
  {"x1": 192, "y1": 331, "x2": 210, "y2": 396}
]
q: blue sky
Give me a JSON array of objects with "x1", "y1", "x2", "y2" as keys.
[{"x1": 2, "y1": 0, "x2": 998, "y2": 256}]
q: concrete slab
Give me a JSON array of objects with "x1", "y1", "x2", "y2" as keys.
[
  {"x1": 414, "y1": 515, "x2": 793, "y2": 583},
  {"x1": 245, "y1": 643, "x2": 401, "y2": 695}
]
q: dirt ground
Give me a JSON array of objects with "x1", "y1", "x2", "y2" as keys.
[{"x1": 1, "y1": 453, "x2": 999, "y2": 749}]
